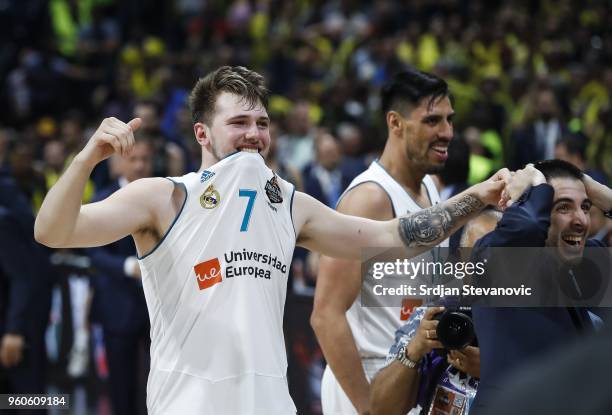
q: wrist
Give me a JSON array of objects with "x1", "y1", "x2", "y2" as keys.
[
  {"x1": 4, "y1": 328, "x2": 25, "y2": 338},
  {"x1": 2, "y1": 333, "x2": 24, "y2": 344},
  {"x1": 396, "y1": 342, "x2": 421, "y2": 369},
  {"x1": 469, "y1": 187, "x2": 486, "y2": 205},
  {"x1": 405, "y1": 341, "x2": 425, "y2": 363},
  {"x1": 531, "y1": 173, "x2": 546, "y2": 187},
  {"x1": 72, "y1": 152, "x2": 98, "y2": 172}
]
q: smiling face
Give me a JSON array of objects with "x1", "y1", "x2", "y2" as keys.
[
  {"x1": 194, "y1": 92, "x2": 271, "y2": 165},
  {"x1": 546, "y1": 177, "x2": 592, "y2": 263},
  {"x1": 394, "y1": 96, "x2": 455, "y2": 174}
]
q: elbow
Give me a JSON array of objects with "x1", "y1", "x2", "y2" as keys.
[
  {"x1": 34, "y1": 219, "x2": 62, "y2": 248},
  {"x1": 33, "y1": 220, "x2": 48, "y2": 245},
  {"x1": 310, "y1": 309, "x2": 325, "y2": 335},
  {"x1": 310, "y1": 306, "x2": 335, "y2": 336}
]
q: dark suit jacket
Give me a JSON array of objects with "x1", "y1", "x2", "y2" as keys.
[
  {"x1": 86, "y1": 181, "x2": 148, "y2": 335},
  {"x1": 510, "y1": 122, "x2": 568, "y2": 170},
  {"x1": 302, "y1": 158, "x2": 365, "y2": 207},
  {"x1": 0, "y1": 175, "x2": 53, "y2": 338},
  {"x1": 0, "y1": 175, "x2": 53, "y2": 393},
  {"x1": 471, "y1": 184, "x2": 606, "y2": 411}
]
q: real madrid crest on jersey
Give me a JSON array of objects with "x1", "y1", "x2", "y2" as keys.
[
  {"x1": 200, "y1": 184, "x2": 220, "y2": 209},
  {"x1": 265, "y1": 174, "x2": 283, "y2": 203}
]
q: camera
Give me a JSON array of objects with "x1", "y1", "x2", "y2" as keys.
[{"x1": 433, "y1": 309, "x2": 475, "y2": 350}]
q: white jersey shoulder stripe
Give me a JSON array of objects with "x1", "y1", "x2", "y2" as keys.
[
  {"x1": 289, "y1": 187, "x2": 297, "y2": 238},
  {"x1": 338, "y1": 161, "x2": 441, "y2": 218}
]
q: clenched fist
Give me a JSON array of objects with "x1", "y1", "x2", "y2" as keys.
[
  {"x1": 500, "y1": 164, "x2": 547, "y2": 208},
  {"x1": 469, "y1": 168, "x2": 511, "y2": 207},
  {"x1": 77, "y1": 117, "x2": 142, "y2": 168}
]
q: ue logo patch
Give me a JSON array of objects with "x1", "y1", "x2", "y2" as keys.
[
  {"x1": 194, "y1": 258, "x2": 223, "y2": 290},
  {"x1": 400, "y1": 298, "x2": 422, "y2": 320},
  {"x1": 200, "y1": 184, "x2": 220, "y2": 209},
  {"x1": 200, "y1": 170, "x2": 215, "y2": 183},
  {"x1": 265, "y1": 174, "x2": 283, "y2": 203}
]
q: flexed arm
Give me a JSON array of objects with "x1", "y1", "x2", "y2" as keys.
[{"x1": 34, "y1": 117, "x2": 162, "y2": 248}]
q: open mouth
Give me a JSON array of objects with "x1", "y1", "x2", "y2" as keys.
[
  {"x1": 430, "y1": 144, "x2": 449, "y2": 160},
  {"x1": 238, "y1": 146, "x2": 259, "y2": 153},
  {"x1": 562, "y1": 235, "x2": 583, "y2": 247}
]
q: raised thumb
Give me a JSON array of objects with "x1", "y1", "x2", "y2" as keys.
[{"x1": 128, "y1": 117, "x2": 142, "y2": 131}]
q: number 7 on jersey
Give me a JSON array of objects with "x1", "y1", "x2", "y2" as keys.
[{"x1": 238, "y1": 189, "x2": 257, "y2": 232}]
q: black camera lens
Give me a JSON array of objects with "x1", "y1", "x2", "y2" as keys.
[{"x1": 434, "y1": 311, "x2": 475, "y2": 350}]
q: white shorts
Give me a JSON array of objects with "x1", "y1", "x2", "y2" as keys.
[{"x1": 321, "y1": 359, "x2": 386, "y2": 415}]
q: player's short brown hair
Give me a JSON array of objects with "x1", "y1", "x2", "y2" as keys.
[{"x1": 189, "y1": 66, "x2": 269, "y2": 124}]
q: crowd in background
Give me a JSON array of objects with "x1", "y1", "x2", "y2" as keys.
[{"x1": 0, "y1": 0, "x2": 611, "y2": 414}]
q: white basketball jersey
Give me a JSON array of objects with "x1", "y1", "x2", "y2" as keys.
[
  {"x1": 138, "y1": 152, "x2": 297, "y2": 415},
  {"x1": 343, "y1": 161, "x2": 448, "y2": 358}
]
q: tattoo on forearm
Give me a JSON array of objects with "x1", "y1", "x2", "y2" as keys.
[
  {"x1": 449, "y1": 194, "x2": 485, "y2": 218},
  {"x1": 398, "y1": 194, "x2": 484, "y2": 247},
  {"x1": 399, "y1": 208, "x2": 452, "y2": 246}
]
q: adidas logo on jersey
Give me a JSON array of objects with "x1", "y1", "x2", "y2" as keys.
[{"x1": 200, "y1": 170, "x2": 215, "y2": 183}]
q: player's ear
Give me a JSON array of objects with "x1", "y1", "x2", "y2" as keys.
[
  {"x1": 194, "y1": 122, "x2": 211, "y2": 146},
  {"x1": 387, "y1": 111, "x2": 403, "y2": 137}
]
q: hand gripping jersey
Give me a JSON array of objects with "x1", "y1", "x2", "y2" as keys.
[
  {"x1": 322, "y1": 161, "x2": 449, "y2": 414},
  {"x1": 138, "y1": 152, "x2": 297, "y2": 414}
]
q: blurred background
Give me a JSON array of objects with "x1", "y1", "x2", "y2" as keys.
[{"x1": 0, "y1": 0, "x2": 610, "y2": 414}]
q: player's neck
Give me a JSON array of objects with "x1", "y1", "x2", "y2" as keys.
[
  {"x1": 378, "y1": 150, "x2": 425, "y2": 194},
  {"x1": 199, "y1": 152, "x2": 220, "y2": 172}
]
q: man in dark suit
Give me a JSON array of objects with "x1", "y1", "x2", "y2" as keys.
[
  {"x1": 0, "y1": 172, "x2": 54, "y2": 414},
  {"x1": 510, "y1": 87, "x2": 567, "y2": 170},
  {"x1": 302, "y1": 131, "x2": 356, "y2": 208},
  {"x1": 471, "y1": 160, "x2": 611, "y2": 413},
  {"x1": 87, "y1": 138, "x2": 154, "y2": 415}
]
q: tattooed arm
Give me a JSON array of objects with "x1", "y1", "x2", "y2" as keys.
[
  {"x1": 398, "y1": 194, "x2": 484, "y2": 247},
  {"x1": 294, "y1": 176, "x2": 503, "y2": 259}
]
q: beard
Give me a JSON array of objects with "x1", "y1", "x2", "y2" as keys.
[
  {"x1": 424, "y1": 163, "x2": 446, "y2": 175},
  {"x1": 408, "y1": 152, "x2": 447, "y2": 175}
]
